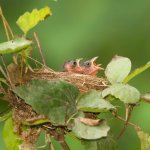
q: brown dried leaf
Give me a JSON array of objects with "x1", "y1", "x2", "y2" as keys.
[{"x1": 79, "y1": 117, "x2": 102, "y2": 126}]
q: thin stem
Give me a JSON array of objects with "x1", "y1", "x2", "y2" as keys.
[
  {"x1": 0, "y1": 6, "x2": 14, "y2": 39},
  {"x1": 111, "y1": 111, "x2": 140, "y2": 130},
  {"x1": 3, "y1": 16, "x2": 14, "y2": 38},
  {"x1": 27, "y1": 56, "x2": 54, "y2": 72},
  {"x1": 34, "y1": 32, "x2": 46, "y2": 66},
  {"x1": 117, "y1": 105, "x2": 134, "y2": 139},
  {"x1": 0, "y1": 55, "x2": 13, "y2": 87},
  {"x1": 0, "y1": 7, "x2": 10, "y2": 40}
]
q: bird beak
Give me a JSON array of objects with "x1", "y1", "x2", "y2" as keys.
[
  {"x1": 76, "y1": 58, "x2": 83, "y2": 67},
  {"x1": 91, "y1": 56, "x2": 104, "y2": 70}
]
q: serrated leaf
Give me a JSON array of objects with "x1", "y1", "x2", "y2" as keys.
[
  {"x1": 102, "y1": 83, "x2": 140, "y2": 104},
  {"x1": 105, "y1": 55, "x2": 131, "y2": 84},
  {"x1": 72, "y1": 115, "x2": 110, "y2": 140},
  {"x1": 124, "y1": 61, "x2": 150, "y2": 83},
  {"x1": 3, "y1": 117, "x2": 22, "y2": 150},
  {"x1": 77, "y1": 90, "x2": 115, "y2": 112},
  {"x1": 82, "y1": 134, "x2": 117, "y2": 150},
  {"x1": 13, "y1": 80, "x2": 79, "y2": 125},
  {"x1": 136, "y1": 129, "x2": 150, "y2": 150},
  {"x1": 16, "y1": 6, "x2": 52, "y2": 34},
  {"x1": 0, "y1": 37, "x2": 32, "y2": 54}
]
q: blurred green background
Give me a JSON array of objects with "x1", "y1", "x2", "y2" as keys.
[{"x1": 0, "y1": 0, "x2": 150, "y2": 150}]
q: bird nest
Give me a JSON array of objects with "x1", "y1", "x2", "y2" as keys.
[
  {"x1": 7, "y1": 66, "x2": 109, "y2": 147},
  {"x1": 32, "y1": 67, "x2": 108, "y2": 93}
]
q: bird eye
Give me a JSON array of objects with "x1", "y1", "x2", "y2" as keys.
[
  {"x1": 72, "y1": 61, "x2": 77, "y2": 66},
  {"x1": 84, "y1": 61, "x2": 91, "y2": 67}
]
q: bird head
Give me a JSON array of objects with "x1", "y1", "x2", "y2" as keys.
[
  {"x1": 63, "y1": 58, "x2": 83, "y2": 73},
  {"x1": 83, "y1": 56, "x2": 104, "y2": 75}
]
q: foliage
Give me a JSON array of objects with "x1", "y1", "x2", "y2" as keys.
[
  {"x1": 3, "y1": 116, "x2": 22, "y2": 150},
  {"x1": 0, "y1": 6, "x2": 150, "y2": 150},
  {"x1": 16, "y1": 6, "x2": 52, "y2": 34},
  {"x1": 14, "y1": 80, "x2": 79, "y2": 125}
]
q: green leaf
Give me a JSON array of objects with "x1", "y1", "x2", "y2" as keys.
[
  {"x1": 13, "y1": 80, "x2": 79, "y2": 125},
  {"x1": 0, "y1": 37, "x2": 32, "y2": 54},
  {"x1": 82, "y1": 134, "x2": 117, "y2": 150},
  {"x1": 136, "y1": 129, "x2": 150, "y2": 150},
  {"x1": 72, "y1": 114, "x2": 110, "y2": 140},
  {"x1": 123, "y1": 61, "x2": 150, "y2": 83},
  {"x1": 16, "y1": 6, "x2": 52, "y2": 34},
  {"x1": 102, "y1": 83, "x2": 140, "y2": 104},
  {"x1": 105, "y1": 55, "x2": 131, "y2": 84},
  {"x1": 3, "y1": 117, "x2": 22, "y2": 150},
  {"x1": 77, "y1": 90, "x2": 115, "y2": 112}
]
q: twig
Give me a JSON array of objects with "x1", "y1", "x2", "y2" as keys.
[
  {"x1": 3, "y1": 16, "x2": 14, "y2": 38},
  {"x1": 111, "y1": 111, "x2": 140, "y2": 130},
  {"x1": 117, "y1": 104, "x2": 134, "y2": 139},
  {"x1": 0, "y1": 55, "x2": 13, "y2": 87},
  {"x1": 0, "y1": 6, "x2": 14, "y2": 39},
  {"x1": 34, "y1": 32, "x2": 46, "y2": 66},
  {"x1": 0, "y1": 6, "x2": 14, "y2": 88},
  {"x1": 0, "y1": 6, "x2": 10, "y2": 40}
]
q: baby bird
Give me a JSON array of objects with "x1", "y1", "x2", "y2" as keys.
[
  {"x1": 63, "y1": 58, "x2": 83, "y2": 73},
  {"x1": 81, "y1": 56, "x2": 104, "y2": 76}
]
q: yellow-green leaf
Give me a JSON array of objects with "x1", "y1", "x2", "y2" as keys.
[
  {"x1": 3, "y1": 117, "x2": 22, "y2": 150},
  {"x1": 16, "y1": 6, "x2": 52, "y2": 34}
]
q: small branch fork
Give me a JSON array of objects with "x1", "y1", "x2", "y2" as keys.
[{"x1": 111, "y1": 110, "x2": 141, "y2": 131}]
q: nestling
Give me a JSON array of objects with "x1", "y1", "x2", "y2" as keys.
[
  {"x1": 81, "y1": 56, "x2": 104, "y2": 76},
  {"x1": 63, "y1": 58, "x2": 83, "y2": 73}
]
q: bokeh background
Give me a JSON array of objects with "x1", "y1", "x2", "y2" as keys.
[{"x1": 0, "y1": 0, "x2": 150, "y2": 150}]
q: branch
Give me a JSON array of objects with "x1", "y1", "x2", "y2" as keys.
[{"x1": 111, "y1": 111, "x2": 140, "y2": 130}]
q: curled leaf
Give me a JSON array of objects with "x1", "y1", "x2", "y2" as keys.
[
  {"x1": 72, "y1": 117, "x2": 110, "y2": 140},
  {"x1": 79, "y1": 117, "x2": 102, "y2": 126},
  {"x1": 0, "y1": 37, "x2": 32, "y2": 54},
  {"x1": 16, "y1": 6, "x2": 52, "y2": 34}
]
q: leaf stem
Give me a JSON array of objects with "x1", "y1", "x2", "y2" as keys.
[{"x1": 123, "y1": 61, "x2": 150, "y2": 83}]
